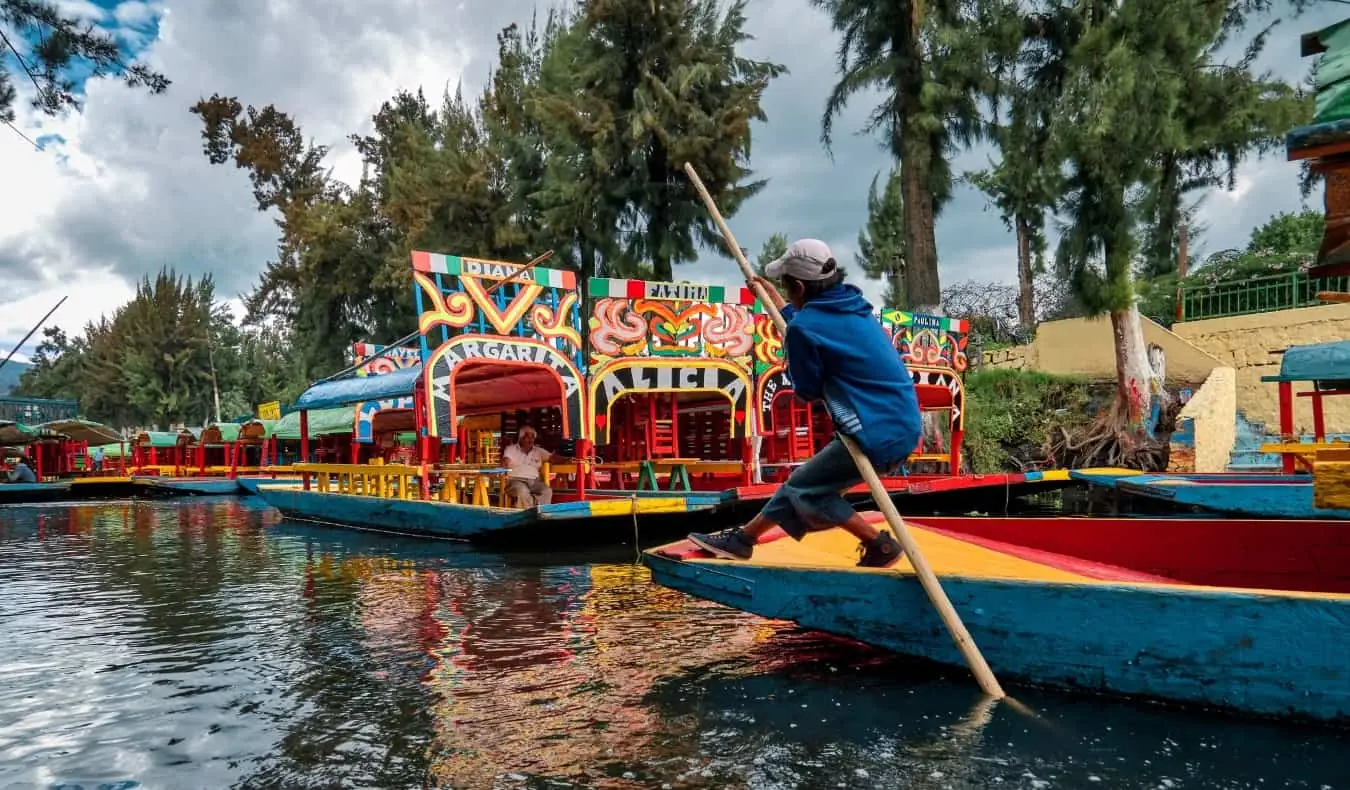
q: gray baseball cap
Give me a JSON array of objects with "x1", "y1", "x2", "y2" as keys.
[{"x1": 765, "y1": 239, "x2": 835, "y2": 281}]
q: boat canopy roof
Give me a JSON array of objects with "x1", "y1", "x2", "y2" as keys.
[
  {"x1": 1261, "y1": 340, "x2": 1350, "y2": 384},
  {"x1": 0, "y1": 421, "x2": 37, "y2": 445},
  {"x1": 134, "y1": 430, "x2": 194, "y2": 448},
  {"x1": 272, "y1": 407, "x2": 355, "y2": 439},
  {"x1": 38, "y1": 419, "x2": 121, "y2": 446},
  {"x1": 293, "y1": 366, "x2": 421, "y2": 411}
]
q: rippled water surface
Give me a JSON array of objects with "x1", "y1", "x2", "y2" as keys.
[{"x1": 1, "y1": 498, "x2": 1347, "y2": 790}]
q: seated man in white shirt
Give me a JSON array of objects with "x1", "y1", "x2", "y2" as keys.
[{"x1": 501, "y1": 426, "x2": 566, "y2": 508}]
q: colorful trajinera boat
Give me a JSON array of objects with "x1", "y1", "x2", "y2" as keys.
[
  {"x1": 252, "y1": 249, "x2": 1076, "y2": 544},
  {"x1": 644, "y1": 512, "x2": 1350, "y2": 723}
]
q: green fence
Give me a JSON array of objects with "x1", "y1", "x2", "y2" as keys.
[{"x1": 1179, "y1": 272, "x2": 1350, "y2": 322}]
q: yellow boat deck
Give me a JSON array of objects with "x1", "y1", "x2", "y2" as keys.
[{"x1": 665, "y1": 519, "x2": 1350, "y2": 601}]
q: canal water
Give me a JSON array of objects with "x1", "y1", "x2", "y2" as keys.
[{"x1": 0, "y1": 499, "x2": 1346, "y2": 790}]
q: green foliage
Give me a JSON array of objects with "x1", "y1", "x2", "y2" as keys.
[
  {"x1": 0, "y1": 0, "x2": 168, "y2": 124},
  {"x1": 190, "y1": 2, "x2": 781, "y2": 370},
  {"x1": 14, "y1": 269, "x2": 291, "y2": 428},
  {"x1": 530, "y1": 0, "x2": 783, "y2": 280},
  {"x1": 976, "y1": 0, "x2": 1310, "y2": 322},
  {"x1": 754, "y1": 233, "x2": 788, "y2": 277},
  {"x1": 814, "y1": 0, "x2": 1003, "y2": 309},
  {"x1": 962, "y1": 368, "x2": 1092, "y2": 473},
  {"x1": 855, "y1": 169, "x2": 905, "y2": 308},
  {"x1": 1137, "y1": 209, "x2": 1324, "y2": 322}
]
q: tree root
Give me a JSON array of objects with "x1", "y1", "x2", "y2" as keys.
[{"x1": 1046, "y1": 397, "x2": 1173, "y2": 472}]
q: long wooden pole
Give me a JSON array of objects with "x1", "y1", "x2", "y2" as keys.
[
  {"x1": 683, "y1": 162, "x2": 1005, "y2": 699},
  {"x1": 0, "y1": 295, "x2": 67, "y2": 374},
  {"x1": 483, "y1": 249, "x2": 556, "y2": 297}
]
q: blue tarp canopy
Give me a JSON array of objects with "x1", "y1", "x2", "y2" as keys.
[
  {"x1": 293, "y1": 366, "x2": 421, "y2": 410},
  {"x1": 1262, "y1": 341, "x2": 1350, "y2": 384}
]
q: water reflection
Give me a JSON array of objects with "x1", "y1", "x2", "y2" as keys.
[{"x1": 0, "y1": 500, "x2": 1346, "y2": 789}]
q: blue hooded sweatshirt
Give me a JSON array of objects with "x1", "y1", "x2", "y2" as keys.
[{"x1": 781, "y1": 284, "x2": 921, "y2": 467}]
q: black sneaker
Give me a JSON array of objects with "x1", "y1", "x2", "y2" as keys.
[
  {"x1": 857, "y1": 529, "x2": 904, "y2": 568},
  {"x1": 688, "y1": 528, "x2": 754, "y2": 560}
]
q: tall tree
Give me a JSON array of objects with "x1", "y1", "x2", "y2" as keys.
[
  {"x1": 0, "y1": 0, "x2": 168, "y2": 125},
  {"x1": 855, "y1": 169, "x2": 906, "y2": 309},
  {"x1": 1135, "y1": 29, "x2": 1310, "y2": 277},
  {"x1": 1033, "y1": 0, "x2": 1308, "y2": 438},
  {"x1": 530, "y1": 0, "x2": 783, "y2": 281},
  {"x1": 812, "y1": 0, "x2": 999, "y2": 312},
  {"x1": 16, "y1": 269, "x2": 236, "y2": 428}
]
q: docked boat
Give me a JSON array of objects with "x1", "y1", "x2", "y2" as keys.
[
  {"x1": 251, "y1": 472, "x2": 724, "y2": 547},
  {"x1": 644, "y1": 512, "x2": 1350, "y2": 723}
]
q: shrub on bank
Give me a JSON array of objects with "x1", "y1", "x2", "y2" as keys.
[{"x1": 961, "y1": 368, "x2": 1097, "y2": 473}]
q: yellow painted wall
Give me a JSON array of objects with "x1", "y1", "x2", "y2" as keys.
[
  {"x1": 1172, "y1": 303, "x2": 1350, "y2": 434},
  {"x1": 980, "y1": 315, "x2": 1222, "y2": 383},
  {"x1": 1170, "y1": 367, "x2": 1237, "y2": 473}
]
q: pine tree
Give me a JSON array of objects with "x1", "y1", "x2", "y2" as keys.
[
  {"x1": 531, "y1": 0, "x2": 783, "y2": 280},
  {"x1": 0, "y1": 0, "x2": 168, "y2": 124},
  {"x1": 855, "y1": 170, "x2": 906, "y2": 309},
  {"x1": 1027, "y1": 0, "x2": 1309, "y2": 438},
  {"x1": 812, "y1": 0, "x2": 999, "y2": 312},
  {"x1": 755, "y1": 233, "x2": 789, "y2": 277}
]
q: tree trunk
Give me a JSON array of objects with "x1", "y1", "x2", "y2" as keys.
[
  {"x1": 1015, "y1": 219, "x2": 1035, "y2": 330},
  {"x1": 899, "y1": 133, "x2": 941, "y2": 314},
  {"x1": 1109, "y1": 303, "x2": 1158, "y2": 431}
]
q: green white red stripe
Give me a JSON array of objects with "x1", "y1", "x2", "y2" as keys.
[
  {"x1": 410, "y1": 251, "x2": 576, "y2": 289},
  {"x1": 588, "y1": 278, "x2": 756, "y2": 305}
]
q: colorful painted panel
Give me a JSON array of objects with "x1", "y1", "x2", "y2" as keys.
[
  {"x1": 349, "y1": 342, "x2": 420, "y2": 443},
  {"x1": 351, "y1": 342, "x2": 421, "y2": 377},
  {"x1": 752, "y1": 312, "x2": 788, "y2": 433},
  {"x1": 355, "y1": 398, "x2": 415, "y2": 443},
  {"x1": 589, "y1": 359, "x2": 752, "y2": 442},
  {"x1": 587, "y1": 277, "x2": 757, "y2": 365},
  {"x1": 412, "y1": 251, "x2": 586, "y2": 441},
  {"x1": 586, "y1": 278, "x2": 756, "y2": 442},
  {"x1": 881, "y1": 310, "x2": 970, "y2": 375}
]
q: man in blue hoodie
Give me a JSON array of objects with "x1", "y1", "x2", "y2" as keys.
[{"x1": 688, "y1": 239, "x2": 922, "y2": 568}]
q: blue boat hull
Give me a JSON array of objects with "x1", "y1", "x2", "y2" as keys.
[
  {"x1": 0, "y1": 479, "x2": 151, "y2": 504},
  {"x1": 1118, "y1": 478, "x2": 1350, "y2": 519},
  {"x1": 256, "y1": 487, "x2": 725, "y2": 547},
  {"x1": 140, "y1": 477, "x2": 243, "y2": 496},
  {"x1": 643, "y1": 555, "x2": 1350, "y2": 723}
]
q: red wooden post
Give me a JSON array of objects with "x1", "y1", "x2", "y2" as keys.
[{"x1": 1279, "y1": 381, "x2": 1296, "y2": 474}]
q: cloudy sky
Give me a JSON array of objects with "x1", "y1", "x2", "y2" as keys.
[{"x1": 0, "y1": 0, "x2": 1342, "y2": 362}]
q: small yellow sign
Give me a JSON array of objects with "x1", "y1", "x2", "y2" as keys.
[{"x1": 257, "y1": 401, "x2": 281, "y2": 421}]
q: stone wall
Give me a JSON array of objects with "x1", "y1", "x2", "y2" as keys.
[{"x1": 1172, "y1": 303, "x2": 1350, "y2": 434}]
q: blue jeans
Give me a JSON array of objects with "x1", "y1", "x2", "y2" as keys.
[{"x1": 761, "y1": 436, "x2": 898, "y2": 540}]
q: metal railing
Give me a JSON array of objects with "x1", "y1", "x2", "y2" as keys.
[{"x1": 1179, "y1": 272, "x2": 1350, "y2": 322}]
